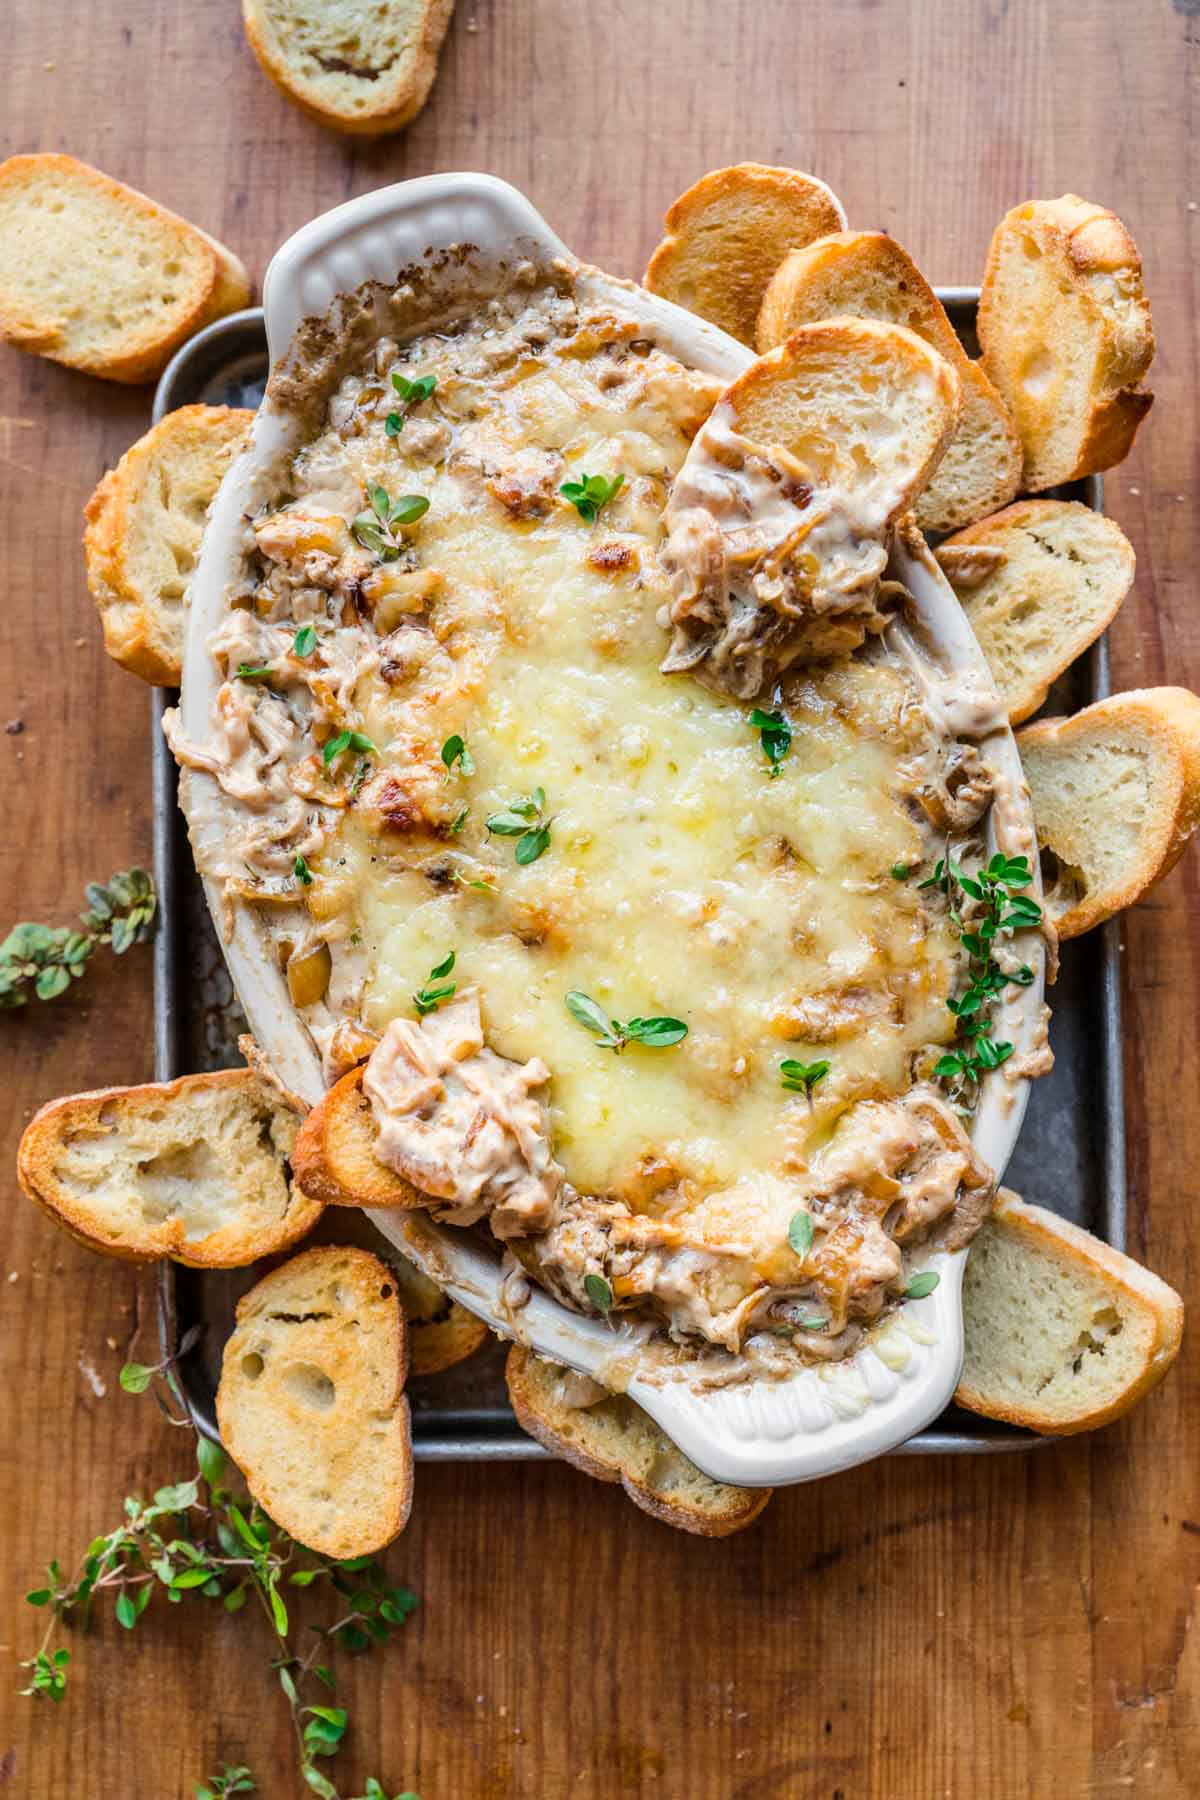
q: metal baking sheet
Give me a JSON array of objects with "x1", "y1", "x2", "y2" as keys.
[{"x1": 153, "y1": 293, "x2": 1125, "y2": 1461}]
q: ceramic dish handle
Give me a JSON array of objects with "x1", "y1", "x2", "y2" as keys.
[{"x1": 262, "y1": 173, "x2": 570, "y2": 361}]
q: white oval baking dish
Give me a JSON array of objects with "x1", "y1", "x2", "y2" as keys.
[{"x1": 179, "y1": 173, "x2": 1047, "y2": 1487}]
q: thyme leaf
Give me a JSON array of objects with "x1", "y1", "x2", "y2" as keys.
[
  {"x1": 413, "y1": 951, "x2": 457, "y2": 1016},
  {"x1": 749, "y1": 707, "x2": 791, "y2": 777},
  {"x1": 440, "y1": 735, "x2": 474, "y2": 778},
  {"x1": 486, "y1": 788, "x2": 552, "y2": 865},
  {"x1": 386, "y1": 370, "x2": 438, "y2": 437},
  {"x1": 924, "y1": 850, "x2": 1043, "y2": 1097},
  {"x1": 787, "y1": 1211, "x2": 815, "y2": 1258},
  {"x1": 565, "y1": 991, "x2": 687, "y2": 1052},
  {"x1": 20, "y1": 1397, "x2": 420, "y2": 1799},
  {"x1": 0, "y1": 869, "x2": 156, "y2": 1010},
  {"x1": 560, "y1": 471, "x2": 624, "y2": 524},
  {"x1": 779, "y1": 1058, "x2": 830, "y2": 1099},
  {"x1": 323, "y1": 730, "x2": 378, "y2": 768},
  {"x1": 583, "y1": 1273, "x2": 613, "y2": 1316}
]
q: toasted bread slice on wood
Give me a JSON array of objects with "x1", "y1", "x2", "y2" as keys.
[
  {"x1": 977, "y1": 195, "x2": 1154, "y2": 490},
  {"x1": 0, "y1": 154, "x2": 250, "y2": 383},
  {"x1": 937, "y1": 500, "x2": 1135, "y2": 724},
  {"x1": 1017, "y1": 687, "x2": 1200, "y2": 937},
  {"x1": 292, "y1": 1065, "x2": 419, "y2": 1208},
  {"x1": 17, "y1": 1070, "x2": 320, "y2": 1267},
  {"x1": 722, "y1": 316, "x2": 960, "y2": 515},
  {"x1": 84, "y1": 405, "x2": 254, "y2": 686},
  {"x1": 643, "y1": 163, "x2": 846, "y2": 347},
  {"x1": 505, "y1": 1348, "x2": 771, "y2": 1536},
  {"x1": 217, "y1": 1245, "x2": 412, "y2": 1555},
  {"x1": 957, "y1": 1190, "x2": 1183, "y2": 1434},
  {"x1": 390, "y1": 1252, "x2": 488, "y2": 1376},
  {"x1": 242, "y1": 0, "x2": 455, "y2": 138},
  {"x1": 756, "y1": 230, "x2": 1021, "y2": 532}
]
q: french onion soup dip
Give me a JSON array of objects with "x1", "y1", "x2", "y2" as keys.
[{"x1": 169, "y1": 263, "x2": 1046, "y2": 1380}]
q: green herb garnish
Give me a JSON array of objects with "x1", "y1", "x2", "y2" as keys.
[
  {"x1": 294, "y1": 854, "x2": 313, "y2": 887},
  {"x1": 440, "y1": 734, "x2": 475, "y2": 778},
  {"x1": 352, "y1": 485, "x2": 430, "y2": 559},
  {"x1": 0, "y1": 869, "x2": 156, "y2": 1009},
  {"x1": 891, "y1": 862, "x2": 910, "y2": 879},
  {"x1": 195, "y1": 1767, "x2": 257, "y2": 1799},
  {"x1": 385, "y1": 370, "x2": 438, "y2": 437},
  {"x1": 323, "y1": 730, "x2": 378, "y2": 768},
  {"x1": 584, "y1": 1273, "x2": 614, "y2": 1316},
  {"x1": 293, "y1": 624, "x2": 317, "y2": 658},
  {"x1": 780, "y1": 1059, "x2": 830, "y2": 1099},
  {"x1": 749, "y1": 707, "x2": 791, "y2": 777},
  {"x1": 20, "y1": 1401, "x2": 419, "y2": 1799},
  {"x1": 560, "y1": 471, "x2": 625, "y2": 524},
  {"x1": 565, "y1": 990, "x2": 687, "y2": 1052},
  {"x1": 413, "y1": 951, "x2": 456, "y2": 1016},
  {"x1": 922, "y1": 851, "x2": 1041, "y2": 1096},
  {"x1": 904, "y1": 1270, "x2": 941, "y2": 1300},
  {"x1": 236, "y1": 664, "x2": 273, "y2": 682},
  {"x1": 449, "y1": 805, "x2": 470, "y2": 835},
  {"x1": 787, "y1": 1211, "x2": 814, "y2": 1258},
  {"x1": 486, "y1": 787, "x2": 552, "y2": 865}
]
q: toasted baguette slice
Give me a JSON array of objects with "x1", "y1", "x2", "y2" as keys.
[
  {"x1": 721, "y1": 317, "x2": 960, "y2": 516},
  {"x1": 506, "y1": 1348, "x2": 771, "y2": 1536},
  {"x1": 915, "y1": 363, "x2": 1023, "y2": 535},
  {"x1": 937, "y1": 500, "x2": 1135, "y2": 723},
  {"x1": 293, "y1": 1065, "x2": 419, "y2": 1208},
  {"x1": 756, "y1": 231, "x2": 1021, "y2": 533},
  {"x1": 978, "y1": 195, "x2": 1154, "y2": 490},
  {"x1": 389, "y1": 1252, "x2": 488, "y2": 1377},
  {"x1": 0, "y1": 155, "x2": 250, "y2": 383},
  {"x1": 84, "y1": 405, "x2": 254, "y2": 686},
  {"x1": 17, "y1": 1070, "x2": 320, "y2": 1267},
  {"x1": 1017, "y1": 687, "x2": 1200, "y2": 937},
  {"x1": 643, "y1": 164, "x2": 846, "y2": 347},
  {"x1": 957, "y1": 1190, "x2": 1183, "y2": 1434},
  {"x1": 243, "y1": 0, "x2": 455, "y2": 137},
  {"x1": 217, "y1": 1246, "x2": 411, "y2": 1555}
]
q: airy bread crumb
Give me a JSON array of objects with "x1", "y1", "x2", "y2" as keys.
[
  {"x1": 0, "y1": 154, "x2": 249, "y2": 383},
  {"x1": 85, "y1": 405, "x2": 253, "y2": 686},
  {"x1": 218, "y1": 1245, "x2": 412, "y2": 1556},
  {"x1": 958, "y1": 1190, "x2": 1183, "y2": 1433}
]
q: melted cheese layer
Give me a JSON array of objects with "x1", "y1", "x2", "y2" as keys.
[{"x1": 299, "y1": 309, "x2": 965, "y2": 1206}]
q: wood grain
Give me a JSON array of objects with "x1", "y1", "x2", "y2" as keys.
[{"x1": 1, "y1": 0, "x2": 1197, "y2": 1793}]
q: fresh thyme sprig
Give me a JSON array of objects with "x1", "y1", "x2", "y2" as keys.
[
  {"x1": 749, "y1": 708, "x2": 792, "y2": 777},
  {"x1": 583, "y1": 1273, "x2": 614, "y2": 1316},
  {"x1": 486, "y1": 787, "x2": 552, "y2": 865},
  {"x1": 560, "y1": 472, "x2": 624, "y2": 524},
  {"x1": 385, "y1": 371, "x2": 437, "y2": 438},
  {"x1": 915, "y1": 850, "x2": 1041, "y2": 1094},
  {"x1": 440, "y1": 735, "x2": 474, "y2": 779},
  {"x1": 0, "y1": 868, "x2": 156, "y2": 1008},
  {"x1": 119, "y1": 1323, "x2": 203, "y2": 1395},
  {"x1": 779, "y1": 1058, "x2": 830, "y2": 1100},
  {"x1": 323, "y1": 730, "x2": 378, "y2": 769},
  {"x1": 413, "y1": 951, "x2": 456, "y2": 1016},
  {"x1": 352, "y1": 485, "x2": 430, "y2": 560},
  {"x1": 196, "y1": 1768, "x2": 256, "y2": 1799},
  {"x1": 565, "y1": 991, "x2": 687, "y2": 1052},
  {"x1": 21, "y1": 1424, "x2": 420, "y2": 1799}
]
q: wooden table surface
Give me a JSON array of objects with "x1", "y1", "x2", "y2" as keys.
[{"x1": 2, "y1": 1, "x2": 1197, "y2": 1794}]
